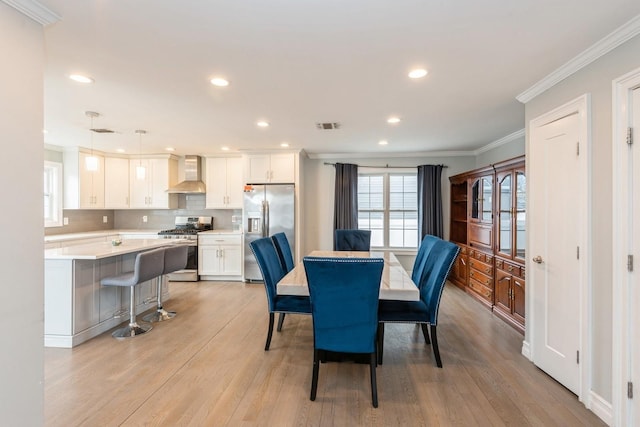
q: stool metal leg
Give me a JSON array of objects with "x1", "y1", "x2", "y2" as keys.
[
  {"x1": 143, "y1": 276, "x2": 176, "y2": 322},
  {"x1": 112, "y1": 285, "x2": 152, "y2": 339}
]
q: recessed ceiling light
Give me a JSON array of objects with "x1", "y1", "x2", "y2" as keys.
[
  {"x1": 69, "y1": 74, "x2": 94, "y2": 83},
  {"x1": 408, "y1": 68, "x2": 428, "y2": 79},
  {"x1": 116, "y1": 148, "x2": 125, "y2": 153},
  {"x1": 378, "y1": 140, "x2": 388, "y2": 146},
  {"x1": 280, "y1": 142, "x2": 289, "y2": 148},
  {"x1": 221, "y1": 146, "x2": 230, "y2": 151},
  {"x1": 165, "y1": 147, "x2": 175, "y2": 152},
  {"x1": 387, "y1": 117, "x2": 401, "y2": 124},
  {"x1": 257, "y1": 121, "x2": 270, "y2": 128},
  {"x1": 210, "y1": 77, "x2": 229, "y2": 87}
]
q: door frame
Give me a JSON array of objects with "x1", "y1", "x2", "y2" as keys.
[
  {"x1": 612, "y1": 66, "x2": 640, "y2": 427},
  {"x1": 526, "y1": 94, "x2": 591, "y2": 404}
]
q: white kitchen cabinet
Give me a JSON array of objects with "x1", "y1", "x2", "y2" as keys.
[
  {"x1": 245, "y1": 153, "x2": 295, "y2": 183},
  {"x1": 63, "y1": 148, "x2": 105, "y2": 209},
  {"x1": 205, "y1": 157, "x2": 244, "y2": 209},
  {"x1": 198, "y1": 233, "x2": 243, "y2": 280},
  {"x1": 129, "y1": 155, "x2": 179, "y2": 209},
  {"x1": 104, "y1": 156, "x2": 130, "y2": 208}
]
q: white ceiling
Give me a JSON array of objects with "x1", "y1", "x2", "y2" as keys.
[{"x1": 40, "y1": 0, "x2": 640, "y2": 157}]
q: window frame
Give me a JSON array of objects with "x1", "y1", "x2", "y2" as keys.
[
  {"x1": 357, "y1": 168, "x2": 418, "y2": 250},
  {"x1": 44, "y1": 161, "x2": 63, "y2": 228}
]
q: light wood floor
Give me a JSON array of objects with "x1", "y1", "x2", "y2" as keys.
[{"x1": 44, "y1": 281, "x2": 604, "y2": 426}]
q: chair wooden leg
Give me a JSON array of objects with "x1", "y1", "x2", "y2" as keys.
[
  {"x1": 370, "y1": 352, "x2": 378, "y2": 408},
  {"x1": 265, "y1": 313, "x2": 275, "y2": 351},
  {"x1": 277, "y1": 313, "x2": 286, "y2": 332},
  {"x1": 431, "y1": 324, "x2": 442, "y2": 368},
  {"x1": 377, "y1": 323, "x2": 385, "y2": 365},
  {"x1": 310, "y1": 349, "x2": 320, "y2": 401},
  {"x1": 421, "y1": 323, "x2": 431, "y2": 344}
]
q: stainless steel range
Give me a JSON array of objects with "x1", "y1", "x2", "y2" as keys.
[{"x1": 158, "y1": 216, "x2": 213, "y2": 281}]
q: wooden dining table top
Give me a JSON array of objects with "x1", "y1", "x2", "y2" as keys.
[{"x1": 277, "y1": 250, "x2": 420, "y2": 301}]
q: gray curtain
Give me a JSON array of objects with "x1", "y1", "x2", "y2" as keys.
[
  {"x1": 333, "y1": 162, "x2": 359, "y2": 238},
  {"x1": 417, "y1": 164, "x2": 444, "y2": 239}
]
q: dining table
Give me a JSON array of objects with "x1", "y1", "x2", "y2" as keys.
[{"x1": 277, "y1": 250, "x2": 420, "y2": 301}]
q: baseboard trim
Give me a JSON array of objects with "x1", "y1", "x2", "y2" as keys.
[
  {"x1": 588, "y1": 390, "x2": 612, "y2": 426},
  {"x1": 521, "y1": 340, "x2": 531, "y2": 360}
]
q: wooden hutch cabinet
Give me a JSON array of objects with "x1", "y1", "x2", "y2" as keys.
[{"x1": 448, "y1": 155, "x2": 525, "y2": 333}]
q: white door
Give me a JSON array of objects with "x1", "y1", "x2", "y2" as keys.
[
  {"x1": 530, "y1": 112, "x2": 582, "y2": 395},
  {"x1": 631, "y1": 87, "x2": 640, "y2": 424}
]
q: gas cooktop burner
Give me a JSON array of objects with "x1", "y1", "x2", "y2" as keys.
[{"x1": 158, "y1": 228, "x2": 200, "y2": 235}]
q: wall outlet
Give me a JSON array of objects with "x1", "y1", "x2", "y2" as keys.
[
  {"x1": 142, "y1": 215, "x2": 148, "y2": 223},
  {"x1": 63, "y1": 217, "x2": 69, "y2": 225},
  {"x1": 102, "y1": 216, "x2": 108, "y2": 223}
]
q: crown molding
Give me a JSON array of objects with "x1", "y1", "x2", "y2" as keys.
[
  {"x1": 474, "y1": 128, "x2": 525, "y2": 155},
  {"x1": 306, "y1": 150, "x2": 475, "y2": 160},
  {"x1": 2, "y1": 0, "x2": 60, "y2": 25},
  {"x1": 516, "y1": 14, "x2": 640, "y2": 104}
]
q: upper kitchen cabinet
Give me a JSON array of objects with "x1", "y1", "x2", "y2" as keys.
[
  {"x1": 129, "y1": 155, "x2": 179, "y2": 209},
  {"x1": 63, "y1": 148, "x2": 105, "y2": 209},
  {"x1": 206, "y1": 157, "x2": 243, "y2": 209},
  {"x1": 104, "y1": 156, "x2": 130, "y2": 209},
  {"x1": 245, "y1": 153, "x2": 295, "y2": 183}
]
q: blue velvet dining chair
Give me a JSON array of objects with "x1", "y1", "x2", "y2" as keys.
[
  {"x1": 250, "y1": 237, "x2": 311, "y2": 351},
  {"x1": 411, "y1": 234, "x2": 440, "y2": 284},
  {"x1": 377, "y1": 238, "x2": 459, "y2": 367},
  {"x1": 334, "y1": 229, "x2": 371, "y2": 251},
  {"x1": 271, "y1": 232, "x2": 295, "y2": 273},
  {"x1": 303, "y1": 256, "x2": 384, "y2": 408}
]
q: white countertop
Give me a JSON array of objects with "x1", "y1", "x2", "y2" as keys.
[
  {"x1": 44, "y1": 229, "x2": 161, "y2": 243},
  {"x1": 197, "y1": 229, "x2": 242, "y2": 235},
  {"x1": 44, "y1": 239, "x2": 189, "y2": 260}
]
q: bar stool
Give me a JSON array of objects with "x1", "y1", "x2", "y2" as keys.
[
  {"x1": 100, "y1": 247, "x2": 165, "y2": 338},
  {"x1": 143, "y1": 244, "x2": 188, "y2": 323}
]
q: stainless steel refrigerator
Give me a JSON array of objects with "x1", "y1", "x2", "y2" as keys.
[{"x1": 243, "y1": 183, "x2": 295, "y2": 282}]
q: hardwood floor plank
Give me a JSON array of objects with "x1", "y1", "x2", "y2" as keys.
[{"x1": 44, "y1": 281, "x2": 606, "y2": 427}]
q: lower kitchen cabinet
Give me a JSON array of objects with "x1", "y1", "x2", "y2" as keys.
[{"x1": 198, "y1": 233, "x2": 243, "y2": 280}]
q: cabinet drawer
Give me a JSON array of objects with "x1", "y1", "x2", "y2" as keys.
[
  {"x1": 198, "y1": 234, "x2": 241, "y2": 246},
  {"x1": 468, "y1": 257, "x2": 493, "y2": 275},
  {"x1": 468, "y1": 277, "x2": 493, "y2": 300},
  {"x1": 520, "y1": 267, "x2": 525, "y2": 280},
  {"x1": 458, "y1": 245, "x2": 467, "y2": 255},
  {"x1": 468, "y1": 268, "x2": 492, "y2": 288}
]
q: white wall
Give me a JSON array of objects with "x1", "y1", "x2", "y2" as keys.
[
  {"x1": 476, "y1": 134, "x2": 525, "y2": 168},
  {"x1": 0, "y1": 3, "x2": 45, "y2": 424},
  {"x1": 524, "y1": 33, "x2": 640, "y2": 403}
]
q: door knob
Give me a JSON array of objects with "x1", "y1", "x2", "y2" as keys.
[{"x1": 532, "y1": 256, "x2": 543, "y2": 264}]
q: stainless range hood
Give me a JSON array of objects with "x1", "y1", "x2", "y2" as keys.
[{"x1": 166, "y1": 155, "x2": 206, "y2": 194}]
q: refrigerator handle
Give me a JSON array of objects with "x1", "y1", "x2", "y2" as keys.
[
  {"x1": 264, "y1": 200, "x2": 270, "y2": 236},
  {"x1": 261, "y1": 200, "x2": 267, "y2": 237}
]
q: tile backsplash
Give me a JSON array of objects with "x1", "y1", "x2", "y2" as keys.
[{"x1": 44, "y1": 194, "x2": 241, "y2": 235}]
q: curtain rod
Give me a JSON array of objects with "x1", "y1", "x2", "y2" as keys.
[{"x1": 323, "y1": 162, "x2": 447, "y2": 169}]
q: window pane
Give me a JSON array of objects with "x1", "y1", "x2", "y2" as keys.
[
  {"x1": 371, "y1": 229, "x2": 384, "y2": 247},
  {"x1": 389, "y1": 229, "x2": 403, "y2": 247}
]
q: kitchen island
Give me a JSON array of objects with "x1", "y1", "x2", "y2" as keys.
[{"x1": 44, "y1": 239, "x2": 181, "y2": 348}]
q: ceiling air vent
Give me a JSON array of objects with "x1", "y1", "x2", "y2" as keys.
[
  {"x1": 90, "y1": 128, "x2": 115, "y2": 133},
  {"x1": 316, "y1": 122, "x2": 341, "y2": 130}
]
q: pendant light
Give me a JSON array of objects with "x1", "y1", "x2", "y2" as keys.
[
  {"x1": 135, "y1": 129, "x2": 146, "y2": 180},
  {"x1": 85, "y1": 111, "x2": 99, "y2": 171}
]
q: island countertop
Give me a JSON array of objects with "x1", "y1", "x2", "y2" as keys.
[{"x1": 44, "y1": 238, "x2": 187, "y2": 260}]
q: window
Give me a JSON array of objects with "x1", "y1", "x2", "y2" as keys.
[
  {"x1": 44, "y1": 161, "x2": 63, "y2": 227},
  {"x1": 358, "y1": 172, "x2": 418, "y2": 249}
]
